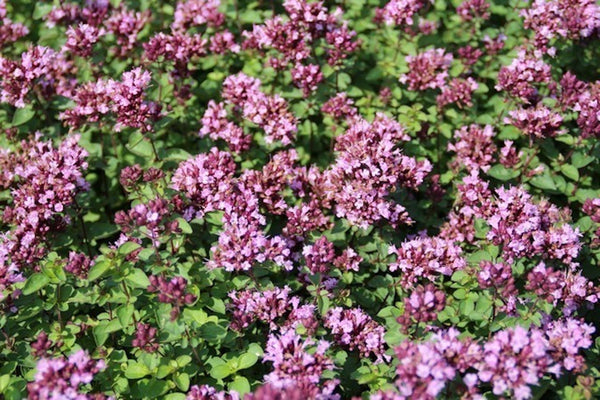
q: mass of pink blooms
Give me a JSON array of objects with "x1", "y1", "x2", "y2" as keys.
[{"x1": 0, "y1": 0, "x2": 599, "y2": 398}]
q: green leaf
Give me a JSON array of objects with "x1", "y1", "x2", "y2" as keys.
[
  {"x1": 117, "y1": 304, "x2": 134, "y2": 328},
  {"x1": 22, "y1": 273, "x2": 49, "y2": 295},
  {"x1": 237, "y1": 352, "x2": 258, "y2": 370},
  {"x1": 176, "y1": 355, "x2": 192, "y2": 368},
  {"x1": 571, "y1": 152, "x2": 594, "y2": 168},
  {"x1": 88, "y1": 222, "x2": 119, "y2": 241},
  {"x1": 124, "y1": 362, "x2": 152, "y2": 379},
  {"x1": 174, "y1": 373, "x2": 190, "y2": 392},
  {"x1": 530, "y1": 172, "x2": 557, "y2": 191},
  {"x1": 487, "y1": 164, "x2": 519, "y2": 181},
  {"x1": 209, "y1": 364, "x2": 234, "y2": 379},
  {"x1": 199, "y1": 322, "x2": 227, "y2": 342},
  {"x1": 125, "y1": 268, "x2": 151, "y2": 289},
  {"x1": 228, "y1": 376, "x2": 250, "y2": 396},
  {"x1": 33, "y1": 3, "x2": 53, "y2": 19},
  {"x1": 561, "y1": 164, "x2": 579, "y2": 181},
  {"x1": 93, "y1": 319, "x2": 121, "y2": 346},
  {"x1": 164, "y1": 395, "x2": 187, "y2": 400},
  {"x1": 119, "y1": 241, "x2": 141, "y2": 255},
  {"x1": 87, "y1": 259, "x2": 111, "y2": 281},
  {"x1": 0, "y1": 374, "x2": 11, "y2": 393},
  {"x1": 12, "y1": 106, "x2": 35, "y2": 126},
  {"x1": 164, "y1": 148, "x2": 192, "y2": 162},
  {"x1": 126, "y1": 132, "x2": 154, "y2": 158},
  {"x1": 176, "y1": 217, "x2": 193, "y2": 234},
  {"x1": 459, "y1": 298, "x2": 475, "y2": 315}
]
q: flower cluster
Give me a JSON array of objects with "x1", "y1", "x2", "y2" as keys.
[
  {"x1": 506, "y1": 105, "x2": 563, "y2": 139},
  {"x1": 521, "y1": 0, "x2": 600, "y2": 52},
  {"x1": 147, "y1": 275, "x2": 197, "y2": 320},
  {"x1": 388, "y1": 233, "x2": 467, "y2": 288},
  {"x1": 485, "y1": 186, "x2": 581, "y2": 265},
  {"x1": 324, "y1": 114, "x2": 429, "y2": 228},
  {"x1": 28, "y1": 350, "x2": 107, "y2": 400},
  {"x1": 222, "y1": 73, "x2": 297, "y2": 145},
  {"x1": 263, "y1": 329, "x2": 337, "y2": 396},
  {"x1": 132, "y1": 322, "x2": 160, "y2": 353},
  {"x1": 496, "y1": 49, "x2": 552, "y2": 103},
  {"x1": 60, "y1": 67, "x2": 162, "y2": 132},
  {"x1": 0, "y1": 135, "x2": 88, "y2": 302},
  {"x1": 399, "y1": 48, "x2": 453, "y2": 91},
  {"x1": 436, "y1": 77, "x2": 478, "y2": 109},
  {"x1": 0, "y1": 46, "x2": 73, "y2": 107},
  {"x1": 448, "y1": 124, "x2": 496, "y2": 172},
  {"x1": 200, "y1": 101, "x2": 251, "y2": 153},
  {"x1": 397, "y1": 284, "x2": 447, "y2": 329},
  {"x1": 324, "y1": 307, "x2": 388, "y2": 362},
  {"x1": 228, "y1": 286, "x2": 298, "y2": 331}
]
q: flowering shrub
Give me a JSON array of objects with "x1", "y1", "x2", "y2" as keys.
[{"x1": 1, "y1": 0, "x2": 600, "y2": 399}]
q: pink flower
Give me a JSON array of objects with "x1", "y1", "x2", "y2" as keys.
[{"x1": 399, "y1": 48, "x2": 453, "y2": 91}]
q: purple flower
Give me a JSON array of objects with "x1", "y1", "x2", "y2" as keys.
[{"x1": 28, "y1": 350, "x2": 107, "y2": 400}]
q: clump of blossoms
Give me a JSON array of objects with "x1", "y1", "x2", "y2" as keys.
[
  {"x1": 476, "y1": 326, "x2": 553, "y2": 400},
  {"x1": 170, "y1": 147, "x2": 236, "y2": 219},
  {"x1": 262, "y1": 329, "x2": 337, "y2": 396},
  {"x1": 440, "y1": 172, "x2": 493, "y2": 243},
  {"x1": 495, "y1": 49, "x2": 552, "y2": 103},
  {"x1": 394, "y1": 328, "x2": 481, "y2": 399},
  {"x1": 506, "y1": 105, "x2": 564, "y2": 139},
  {"x1": 448, "y1": 124, "x2": 496, "y2": 172},
  {"x1": 456, "y1": 0, "x2": 490, "y2": 21},
  {"x1": 521, "y1": 0, "x2": 600, "y2": 52},
  {"x1": 200, "y1": 100, "x2": 251, "y2": 153},
  {"x1": 283, "y1": 199, "x2": 332, "y2": 241},
  {"x1": 0, "y1": 46, "x2": 73, "y2": 107},
  {"x1": 115, "y1": 197, "x2": 180, "y2": 247},
  {"x1": 60, "y1": 67, "x2": 162, "y2": 132},
  {"x1": 436, "y1": 77, "x2": 478, "y2": 109},
  {"x1": 206, "y1": 181, "x2": 293, "y2": 272},
  {"x1": 172, "y1": 0, "x2": 224, "y2": 32},
  {"x1": 0, "y1": 0, "x2": 28, "y2": 47},
  {"x1": 0, "y1": 135, "x2": 88, "y2": 280},
  {"x1": 64, "y1": 251, "x2": 93, "y2": 279},
  {"x1": 544, "y1": 318, "x2": 595, "y2": 372},
  {"x1": 291, "y1": 63, "x2": 323, "y2": 97},
  {"x1": 321, "y1": 92, "x2": 357, "y2": 120},
  {"x1": 222, "y1": 73, "x2": 297, "y2": 145},
  {"x1": 104, "y1": 6, "x2": 151, "y2": 58},
  {"x1": 241, "y1": 149, "x2": 298, "y2": 214},
  {"x1": 477, "y1": 260, "x2": 518, "y2": 312},
  {"x1": 243, "y1": 0, "x2": 359, "y2": 67},
  {"x1": 187, "y1": 385, "x2": 238, "y2": 400},
  {"x1": 324, "y1": 113, "x2": 430, "y2": 228},
  {"x1": 28, "y1": 350, "x2": 107, "y2": 400},
  {"x1": 388, "y1": 233, "x2": 467, "y2": 288},
  {"x1": 63, "y1": 23, "x2": 105, "y2": 57},
  {"x1": 228, "y1": 286, "x2": 298, "y2": 330},
  {"x1": 397, "y1": 284, "x2": 446, "y2": 330},
  {"x1": 484, "y1": 186, "x2": 581, "y2": 265},
  {"x1": 147, "y1": 275, "x2": 197, "y2": 320},
  {"x1": 526, "y1": 262, "x2": 599, "y2": 315},
  {"x1": 381, "y1": 0, "x2": 430, "y2": 27},
  {"x1": 399, "y1": 48, "x2": 453, "y2": 91},
  {"x1": 325, "y1": 307, "x2": 388, "y2": 362},
  {"x1": 132, "y1": 322, "x2": 160, "y2": 353},
  {"x1": 302, "y1": 236, "x2": 335, "y2": 274},
  {"x1": 572, "y1": 83, "x2": 600, "y2": 139}
]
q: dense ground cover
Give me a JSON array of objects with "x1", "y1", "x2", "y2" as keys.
[{"x1": 1, "y1": 0, "x2": 600, "y2": 398}]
